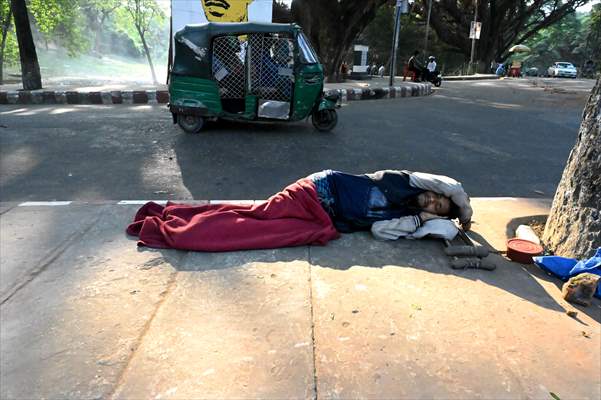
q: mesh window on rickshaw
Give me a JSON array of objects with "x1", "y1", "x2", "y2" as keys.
[
  {"x1": 212, "y1": 35, "x2": 247, "y2": 100},
  {"x1": 248, "y1": 33, "x2": 294, "y2": 102}
]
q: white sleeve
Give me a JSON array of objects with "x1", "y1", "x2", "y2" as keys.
[{"x1": 371, "y1": 215, "x2": 421, "y2": 241}]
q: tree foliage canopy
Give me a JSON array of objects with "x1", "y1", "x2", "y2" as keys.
[
  {"x1": 417, "y1": 0, "x2": 591, "y2": 69},
  {"x1": 116, "y1": 0, "x2": 165, "y2": 84},
  {"x1": 1, "y1": 0, "x2": 168, "y2": 83},
  {"x1": 28, "y1": 0, "x2": 88, "y2": 55},
  {"x1": 115, "y1": 0, "x2": 165, "y2": 55},
  {"x1": 522, "y1": 11, "x2": 587, "y2": 71}
]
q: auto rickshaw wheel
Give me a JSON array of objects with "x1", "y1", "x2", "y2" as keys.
[
  {"x1": 312, "y1": 109, "x2": 337, "y2": 132},
  {"x1": 177, "y1": 114, "x2": 204, "y2": 133}
]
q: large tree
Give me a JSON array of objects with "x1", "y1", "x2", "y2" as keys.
[
  {"x1": 10, "y1": 0, "x2": 41, "y2": 89},
  {"x1": 119, "y1": 0, "x2": 164, "y2": 84},
  {"x1": 80, "y1": 0, "x2": 120, "y2": 55},
  {"x1": 272, "y1": 0, "x2": 292, "y2": 23},
  {"x1": 542, "y1": 78, "x2": 600, "y2": 259},
  {"x1": 291, "y1": 0, "x2": 389, "y2": 82},
  {"x1": 419, "y1": 0, "x2": 590, "y2": 70}
]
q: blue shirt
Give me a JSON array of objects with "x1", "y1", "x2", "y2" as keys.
[{"x1": 308, "y1": 170, "x2": 424, "y2": 232}]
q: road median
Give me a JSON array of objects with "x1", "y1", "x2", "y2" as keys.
[{"x1": 0, "y1": 82, "x2": 431, "y2": 105}]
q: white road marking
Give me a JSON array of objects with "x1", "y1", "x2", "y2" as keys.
[
  {"x1": 12, "y1": 197, "x2": 548, "y2": 208},
  {"x1": 209, "y1": 200, "x2": 256, "y2": 205},
  {"x1": 19, "y1": 201, "x2": 72, "y2": 206},
  {"x1": 117, "y1": 200, "x2": 168, "y2": 205}
]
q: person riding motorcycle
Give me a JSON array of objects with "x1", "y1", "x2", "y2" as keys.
[{"x1": 426, "y1": 56, "x2": 437, "y2": 80}]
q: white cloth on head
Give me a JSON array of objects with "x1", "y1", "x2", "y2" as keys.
[{"x1": 407, "y1": 171, "x2": 473, "y2": 226}]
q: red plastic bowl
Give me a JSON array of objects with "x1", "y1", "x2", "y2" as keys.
[{"x1": 507, "y1": 238, "x2": 544, "y2": 264}]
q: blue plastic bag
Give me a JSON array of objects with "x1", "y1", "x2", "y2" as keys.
[{"x1": 533, "y1": 248, "x2": 601, "y2": 298}]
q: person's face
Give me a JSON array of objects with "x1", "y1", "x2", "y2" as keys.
[
  {"x1": 201, "y1": 0, "x2": 251, "y2": 22},
  {"x1": 417, "y1": 191, "x2": 451, "y2": 216}
]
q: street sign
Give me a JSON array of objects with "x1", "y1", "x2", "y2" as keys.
[
  {"x1": 469, "y1": 21, "x2": 482, "y2": 39},
  {"x1": 397, "y1": 0, "x2": 409, "y2": 14}
]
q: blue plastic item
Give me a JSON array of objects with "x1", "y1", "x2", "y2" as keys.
[{"x1": 533, "y1": 248, "x2": 601, "y2": 298}]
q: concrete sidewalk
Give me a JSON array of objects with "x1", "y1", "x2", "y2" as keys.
[
  {"x1": 1, "y1": 198, "x2": 599, "y2": 399},
  {"x1": 0, "y1": 77, "x2": 432, "y2": 105}
]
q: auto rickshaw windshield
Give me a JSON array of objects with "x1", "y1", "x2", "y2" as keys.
[{"x1": 298, "y1": 32, "x2": 319, "y2": 64}]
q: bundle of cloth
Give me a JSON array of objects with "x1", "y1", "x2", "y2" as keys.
[{"x1": 126, "y1": 179, "x2": 339, "y2": 252}]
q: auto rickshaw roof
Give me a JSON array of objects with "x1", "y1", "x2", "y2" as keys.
[{"x1": 175, "y1": 22, "x2": 301, "y2": 40}]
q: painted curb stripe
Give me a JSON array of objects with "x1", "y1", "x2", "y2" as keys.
[{"x1": 0, "y1": 84, "x2": 434, "y2": 106}]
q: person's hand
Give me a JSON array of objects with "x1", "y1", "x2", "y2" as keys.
[{"x1": 419, "y1": 211, "x2": 440, "y2": 223}]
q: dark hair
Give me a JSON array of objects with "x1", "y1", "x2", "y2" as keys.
[
  {"x1": 413, "y1": 50, "x2": 419, "y2": 55},
  {"x1": 448, "y1": 201, "x2": 462, "y2": 220}
]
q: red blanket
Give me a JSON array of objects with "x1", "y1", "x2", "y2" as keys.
[{"x1": 126, "y1": 178, "x2": 340, "y2": 251}]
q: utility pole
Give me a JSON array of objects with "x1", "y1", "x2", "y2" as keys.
[
  {"x1": 468, "y1": 0, "x2": 478, "y2": 75},
  {"x1": 423, "y1": 0, "x2": 433, "y2": 56},
  {"x1": 389, "y1": 0, "x2": 409, "y2": 87}
]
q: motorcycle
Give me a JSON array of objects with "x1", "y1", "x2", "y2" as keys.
[{"x1": 426, "y1": 70, "x2": 442, "y2": 87}]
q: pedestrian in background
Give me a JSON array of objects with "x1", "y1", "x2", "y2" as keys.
[{"x1": 408, "y1": 50, "x2": 425, "y2": 81}]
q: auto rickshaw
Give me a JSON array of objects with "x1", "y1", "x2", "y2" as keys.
[{"x1": 168, "y1": 22, "x2": 339, "y2": 133}]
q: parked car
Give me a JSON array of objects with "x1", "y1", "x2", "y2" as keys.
[{"x1": 547, "y1": 62, "x2": 577, "y2": 78}]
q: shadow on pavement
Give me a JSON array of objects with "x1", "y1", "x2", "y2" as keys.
[{"x1": 127, "y1": 229, "x2": 594, "y2": 320}]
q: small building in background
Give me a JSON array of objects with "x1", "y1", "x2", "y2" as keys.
[{"x1": 350, "y1": 44, "x2": 370, "y2": 79}]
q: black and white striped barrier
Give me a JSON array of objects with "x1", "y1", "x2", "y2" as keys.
[{"x1": 0, "y1": 83, "x2": 432, "y2": 105}]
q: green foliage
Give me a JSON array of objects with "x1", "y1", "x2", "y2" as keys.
[
  {"x1": 1, "y1": 0, "x2": 18, "y2": 67},
  {"x1": 523, "y1": 7, "x2": 600, "y2": 74},
  {"x1": 114, "y1": 0, "x2": 165, "y2": 54},
  {"x1": 1, "y1": 0, "x2": 169, "y2": 82},
  {"x1": 3, "y1": 29, "x2": 19, "y2": 67},
  {"x1": 585, "y1": 4, "x2": 601, "y2": 71},
  {"x1": 0, "y1": 0, "x2": 9, "y2": 20},
  {"x1": 28, "y1": 0, "x2": 90, "y2": 56}
]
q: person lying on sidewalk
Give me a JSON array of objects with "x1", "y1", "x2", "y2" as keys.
[{"x1": 126, "y1": 169, "x2": 472, "y2": 252}]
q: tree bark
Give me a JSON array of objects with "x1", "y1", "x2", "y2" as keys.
[
  {"x1": 10, "y1": 0, "x2": 41, "y2": 90},
  {"x1": 0, "y1": 12, "x2": 11, "y2": 85},
  {"x1": 291, "y1": 0, "x2": 388, "y2": 82},
  {"x1": 542, "y1": 77, "x2": 601, "y2": 259}
]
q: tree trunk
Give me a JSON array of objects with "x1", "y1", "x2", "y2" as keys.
[
  {"x1": 95, "y1": 13, "x2": 108, "y2": 55},
  {"x1": 0, "y1": 13, "x2": 11, "y2": 85},
  {"x1": 291, "y1": 0, "x2": 388, "y2": 83},
  {"x1": 137, "y1": 28, "x2": 157, "y2": 84},
  {"x1": 542, "y1": 77, "x2": 601, "y2": 259},
  {"x1": 10, "y1": 0, "x2": 41, "y2": 90}
]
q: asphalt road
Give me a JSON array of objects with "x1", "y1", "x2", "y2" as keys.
[{"x1": 0, "y1": 78, "x2": 594, "y2": 202}]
